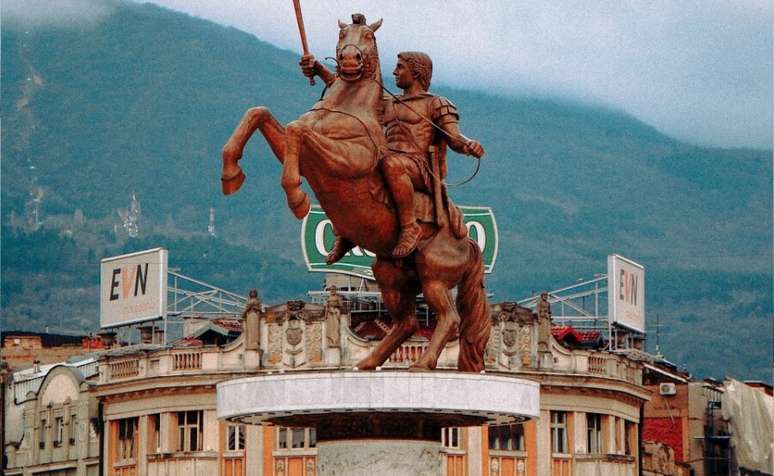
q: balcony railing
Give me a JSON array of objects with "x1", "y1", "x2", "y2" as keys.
[
  {"x1": 110, "y1": 360, "x2": 139, "y2": 379},
  {"x1": 172, "y1": 351, "x2": 202, "y2": 371},
  {"x1": 388, "y1": 342, "x2": 429, "y2": 364}
]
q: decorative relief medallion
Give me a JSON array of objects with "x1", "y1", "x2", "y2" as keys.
[{"x1": 286, "y1": 318, "x2": 304, "y2": 347}]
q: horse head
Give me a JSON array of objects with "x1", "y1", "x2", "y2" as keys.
[{"x1": 335, "y1": 13, "x2": 382, "y2": 82}]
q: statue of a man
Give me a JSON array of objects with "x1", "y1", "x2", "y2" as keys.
[
  {"x1": 301, "y1": 51, "x2": 484, "y2": 261},
  {"x1": 243, "y1": 289, "x2": 262, "y2": 351},
  {"x1": 324, "y1": 285, "x2": 343, "y2": 347}
]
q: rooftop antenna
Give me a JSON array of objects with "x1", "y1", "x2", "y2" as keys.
[
  {"x1": 654, "y1": 313, "x2": 664, "y2": 359},
  {"x1": 208, "y1": 206, "x2": 216, "y2": 237}
]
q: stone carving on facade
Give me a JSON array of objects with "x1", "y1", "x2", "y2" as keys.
[
  {"x1": 487, "y1": 303, "x2": 537, "y2": 369},
  {"x1": 518, "y1": 323, "x2": 532, "y2": 367},
  {"x1": 502, "y1": 320, "x2": 519, "y2": 356},
  {"x1": 275, "y1": 459, "x2": 286, "y2": 476},
  {"x1": 490, "y1": 457, "x2": 500, "y2": 476},
  {"x1": 324, "y1": 285, "x2": 343, "y2": 348},
  {"x1": 267, "y1": 323, "x2": 283, "y2": 364},
  {"x1": 536, "y1": 292, "x2": 553, "y2": 368},
  {"x1": 484, "y1": 311, "x2": 505, "y2": 365},
  {"x1": 263, "y1": 300, "x2": 326, "y2": 368},
  {"x1": 286, "y1": 317, "x2": 304, "y2": 347},
  {"x1": 284, "y1": 316, "x2": 305, "y2": 368},
  {"x1": 243, "y1": 288, "x2": 262, "y2": 351},
  {"x1": 306, "y1": 322, "x2": 323, "y2": 363}
]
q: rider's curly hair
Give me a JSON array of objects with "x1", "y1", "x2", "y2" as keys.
[{"x1": 398, "y1": 51, "x2": 432, "y2": 91}]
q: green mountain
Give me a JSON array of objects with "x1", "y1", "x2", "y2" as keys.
[{"x1": 2, "y1": 2, "x2": 771, "y2": 381}]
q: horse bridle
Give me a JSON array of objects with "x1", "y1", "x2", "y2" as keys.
[{"x1": 317, "y1": 47, "x2": 482, "y2": 187}]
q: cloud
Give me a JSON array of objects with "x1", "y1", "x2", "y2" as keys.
[
  {"x1": 149, "y1": 1, "x2": 771, "y2": 148},
  {"x1": 2, "y1": 0, "x2": 115, "y2": 29}
]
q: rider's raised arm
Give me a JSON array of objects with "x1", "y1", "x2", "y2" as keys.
[
  {"x1": 432, "y1": 97, "x2": 485, "y2": 158},
  {"x1": 299, "y1": 54, "x2": 336, "y2": 87}
]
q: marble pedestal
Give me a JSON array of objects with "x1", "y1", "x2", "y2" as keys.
[{"x1": 217, "y1": 371, "x2": 540, "y2": 475}]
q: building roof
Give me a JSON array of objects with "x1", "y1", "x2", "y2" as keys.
[
  {"x1": 2, "y1": 330, "x2": 86, "y2": 347},
  {"x1": 9, "y1": 357, "x2": 98, "y2": 403},
  {"x1": 551, "y1": 326, "x2": 602, "y2": 348}
]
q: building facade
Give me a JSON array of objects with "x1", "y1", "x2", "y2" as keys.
[
  {"x1": 4, "y1": 359, "x2": 101, "y2": 476},
  {"x1": 89, "y1": 297, "x2": 648, "y2": 476}
]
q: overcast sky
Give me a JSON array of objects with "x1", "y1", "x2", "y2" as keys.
[{"x1": 5, "y1": 0, "x2": 772, "y2": 149}]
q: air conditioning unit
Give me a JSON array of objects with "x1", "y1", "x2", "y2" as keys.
[{"x1": 659, "y1": 383, "x2": 677, "y2": 396}]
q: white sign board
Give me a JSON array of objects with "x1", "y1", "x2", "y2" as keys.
[
  {"x1": 100, "y1": 248, "x2": 167, "y2": 328},
  {"x1": 607, "y1": 254, "x2": 645, "y2": 333}
]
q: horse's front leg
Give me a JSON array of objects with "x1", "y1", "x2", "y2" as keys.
[
  {"x1": 282, "y1": 120, "x2": 313, "y2": 219},
  {"x1": 221, "y1": 106, "x2": 286, "y2": 195}
]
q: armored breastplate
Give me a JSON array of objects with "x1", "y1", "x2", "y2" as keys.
[{"x1": 384, "y1": 97, "x2": 436, "y2": 155}]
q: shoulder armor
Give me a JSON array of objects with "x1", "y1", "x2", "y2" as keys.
[{"x1": 431, "y1": 96, "x2": 459, "y2": 122}]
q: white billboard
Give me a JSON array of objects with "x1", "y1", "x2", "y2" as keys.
[
  {"x1": 100, "y1": 248, "x2": 167, "y2": 328},
  {"x1": 607, "y1": 254, "x2": 645, "y2": 333}
]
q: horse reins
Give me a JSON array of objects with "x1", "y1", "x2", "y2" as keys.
[{"x1": 313, "y1": 56, "x2": 482, "y2": 187}]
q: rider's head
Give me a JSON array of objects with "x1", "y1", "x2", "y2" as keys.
[{"x1": 396, "y1": 52, "x2": 432, "y2": 91}]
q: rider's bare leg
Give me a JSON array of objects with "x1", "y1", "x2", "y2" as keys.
[
  {"x1": 380, "y1": 156, "x2": 421, "y2": 257},
  {"x1": 222, "y1": 107, "x2": 286, "y2": 194},
  {"x1": 355, "y1": 258, "x2": 420, "y2": 370},
  {"x1": 411, "y1": 279, "x2": 459, "y2": 371}
]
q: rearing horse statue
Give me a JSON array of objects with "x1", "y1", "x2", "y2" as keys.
[{"x1": 221, "y1": 14, "x2": 490, "y2": 371}]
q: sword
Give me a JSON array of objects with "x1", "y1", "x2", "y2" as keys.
[{"x1": 292, "y1": 0, "x2": 315, "y2": 86}]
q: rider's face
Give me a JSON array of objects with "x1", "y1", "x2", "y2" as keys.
[{"x1": 393, "y1": 59, "x2": 414, "y2": 89}]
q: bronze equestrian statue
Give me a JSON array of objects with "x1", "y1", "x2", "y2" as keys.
[{"x1": 221, "y1": 14, "x2": 490, "y2": 371}]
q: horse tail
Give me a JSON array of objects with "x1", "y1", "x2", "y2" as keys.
[{"x1": 456, "y1": 238, "x2": 491, "y2": 372}]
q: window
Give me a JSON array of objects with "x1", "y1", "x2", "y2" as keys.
[
  {"x1": 70, "y1": 414, "x2": 78, "y2": 445},
  {"x1": 550, "y1": 411, "x2": 568, "y2": 454},
  {"x1": 291, "y1": 428, "x2": 305, "y2": 448},
  {"x1": 488, "y1": 424, "x2": 525, "y2": 451},
  {"x1": 148, "y1": 414, "x2": 160, "y2": 453},
  {"x1": 442, "y1": 427, "x2": 462, "y2": 449},
  {"x1": 39, "y1": 416, "x2": 47, "y2": 449},
  {"x1": 624, "y1": 421, "x2": 635, "y2": 456},
  {"x1": 177, "y1": 411, "x2": 203, "y2": 452},
  {"x1": 227, "y1": 424, "x2": 245, "y2": 451},
  {"x1": 586, "y1": 413, "x2": 602, "y2": 453},
  {"x1": 53, "y1": 417, "x2": 65, "y2": 447},
  {"x1": 117, "y1": 418, "x2": 138, "y2": 461},
  {"x1": 275, "y1": 427, "x2": 316, "y2": 450}
]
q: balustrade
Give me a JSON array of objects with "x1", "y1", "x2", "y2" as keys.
[
  {"x1": 173, "y1": 351, "x2": 202, "y2": 371},
  {"x1": 110, "y1": 360, "x2": 139, "y2": 379}
]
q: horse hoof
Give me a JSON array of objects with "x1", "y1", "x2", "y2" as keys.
[
  {"x1": 355, "y1": 359, "x2": 378, "y2": 371},
  {"x1": 221, "y1": 168, "x2": 245, "y2": 195},
  {"x1": 289, "y1": 193, "x2": 311, "y2": 219},
  {"x1": 408, "y1": 364, "x2": 431, "y2": 372}
]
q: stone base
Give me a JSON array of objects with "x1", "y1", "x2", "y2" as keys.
[{"x1": 316, "y1": 439, "x2": 441, "y2": 476}]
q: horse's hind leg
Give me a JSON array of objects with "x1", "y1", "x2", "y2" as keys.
[
  {"x1": 222, "y1": 106, "x2": 285, "y2": 194},
  {"x1": 355, "y1": 258, "x2": 420, "y2": 370},
  {"x1": 411, "y1": 280, "x2": 459, "y2": 371}
]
